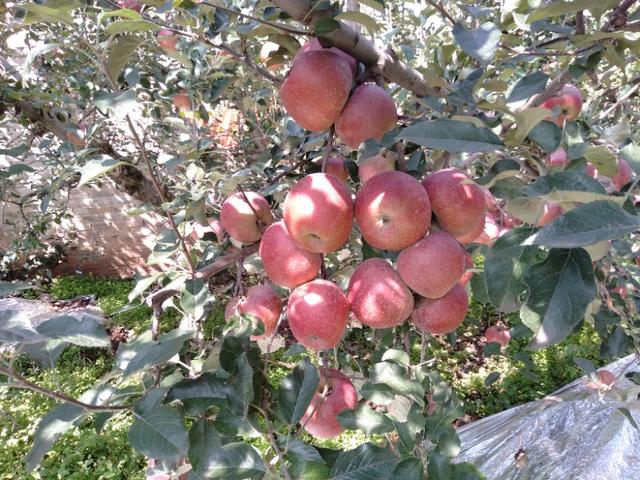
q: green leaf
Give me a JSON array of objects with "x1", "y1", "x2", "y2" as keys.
[
  {"x1": 337, "y1": 404, "x2": 394, "y2": 435},
  {"x1": 584, "y1": 145, "x2": 618, "y2": 177},
  {"x1": 527, "y1": 120, "x2": 561, "y2": 153},
  {"x1": 335, "y1": 12, "x2": 379, "y2": 33},
  {"x1": 520, "y1": 248, "x2": 596, "y2": 349},
  {"x1": 398, "y1": 120, "x2": 504, "y2": 152},
  {"x1": 188, "y1": 419, "x2": 222, "y2": 476},
  {"x1": 275, "y1": 359, "x2": 319, "y2": 425},
  {"x1": 21, "y1": 1, "x2": 78, "y2": 25},
  {"x1": 527, "y1": 0, "x2": 605, "y2": 23},
  {"x1": 129, "y1": 406, "x2": 188, "y2": 461},
  {"x1": 314, "y1": 18, "x2": 341, "y2": 35},
  {"x1": 370, "y1": 362, "x2": 424, "y2": 405},
  {"x1": 452, "y1": 22, "x2": 501, "y2": 63},
  {"x1": 617, "y1": 407, "x2": 640, "y2": 431},
  {"x1": 0, "y1": 163, "x2": 35, "y2": 179},
  {"x1": 360, "y1": 382, "x2": 395, "y2": 405},
  {"x1": 392, "y1": 458, "x2": 423, "y2": 479},
  {"x1": 484, "y1": 227, "x2": 538, "y2": 312},
  {"x1": 77, "y1": 156, "x2": 124, "y2": 186},
  {"x1": 127, "y1": 272, "x2": 165, "y2": 302},
  {"x1": 523, "y1": 201, "x2": 640, "y2": 248},
  {"x1": 26, "y1": 385, "x2": 115, "y2": 472},
  {"x1": 94, "y1": 89, "x2": 138, "y2": 118},
  {"x1": 227, "y1": 353, "x2": 254, "y2": 417},
  {"x1": 105, "y1": 19, "x2": 160, "y2": 35},
  {"x1": 166, "y1": 372, "x2": 229, "y2": 402},
  {"x1": 506, "y1": 72, "x2": 549, "y2": 104},
  {"x1": 0, "y1": 281, "x2": 35, "y2": 298},
  {"x1": 116, "y1": 329, "x2": 193, "y2": 378},
  {"x1": 0, "y1": 310, "x2": 43, "y2": 343},
  {"x1": 619, "y1": 143, "x2": 640, "y2": 175},
  {"x1": 286, "y1": 439, "x2": 330, "y2": 480},
  {"x1": 506, "y1": 108, "x2": 552, "y2": 146},
  {"x1": 97, "y1": 8, "x2": 142, "y2": 23},
  {"x1": 22, "y1": 340, "x2": 68, "y2": 368},
  {"x1": 106, "y1": 36, "x2": 145, "y2": 82},
  {"x1": 381, "y1": 348, "x2": 410, "y2": 366},
  {"x1": 36, "y1": 313, "x2": 110, "y2": 348},
  {"x1": 0, "y1": 144, "x2": 30, "y2": 157},
  {"x1": 355, "y1": 0, "x2": 384, "y2": 13},
  {"x1": 180, "y1": 278, "x2": 209, "y2": 320},
  {"x1": 330, "y1": 443, "x2": 398, "y2": 479}
]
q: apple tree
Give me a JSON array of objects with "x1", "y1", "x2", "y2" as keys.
[{"x1": 2, "y1": 0, "x2": 640, "y2": 478}]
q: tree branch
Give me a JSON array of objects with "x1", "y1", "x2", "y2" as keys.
[
  {"x1": 0, "y1": 364, "x2": 130, "y2": 413},
  {"x1": 268, "y1": 0, "x2": 444, "y2": 97}
]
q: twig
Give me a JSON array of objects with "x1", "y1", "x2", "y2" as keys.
[
  {"x1": 603, "y1": 0, "x2": 638, "y2": 31},
  {"x1": 425, "y1": 0, "x2": 456, "y2": 25},
  {"x1": 0, "y1": 364, "x2": 129, "y2": 413},
  {"x1": 260, "y1": 158, "x2": 307, "y2": 192},
  {"x1": 599, "y1": 82, "x2": 640, "y2": 120},
  {"x1": 575, "y1": 11, "x2": 585, "y2": 35}
]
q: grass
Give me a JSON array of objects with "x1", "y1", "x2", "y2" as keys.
[{"x1": 0, "y1": 275, "x2": 606, "y2": 478}]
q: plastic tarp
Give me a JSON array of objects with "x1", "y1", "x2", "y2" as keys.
[{"x1": 456, "y1": 354, "x2": 640, "y2": 479}]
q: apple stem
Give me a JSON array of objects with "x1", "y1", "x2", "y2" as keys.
[{"x1": 237, "y1": 184, "x2": 267, "y2": 233}]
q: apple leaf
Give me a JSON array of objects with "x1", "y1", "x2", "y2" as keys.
[
  {"x1": 520, "y1": 248, "x2": 596, "y2": 349},
  {"x1": 452, "y1": 22, "x2": 501, "y2": 63},
  {"x1": 106, "y1": 35, "x2": 145, "y2": 82},
  {"x1": 527, "y1": 120, "x2": 561, "y2": 152},
  {"x1": 619, "y1": 143, "x2": 640, "y2": 175},
  {"x1": 166, "y1": 372, "x2": 229, "y2": 402},
  {"x1": 105, "y1": 19, "x2": 159, "y2": 35},
  {"x1": 285, "y1": 439, "x2": 331, "y2": 480},
  {"x1": 226, "y1": 353, "x2": 254, "y2": 417},
  {"x1": 338, "y1": 404, "x2": 394, "y2": 435},
  {"x1": 0, "y1": 310, "x2": 42, "y2": 343},
  {"x1": 506, "y1": 71, "x2": 549, "y2": 104},
  {"x1": 275, "y1": 359, "x2": 319, "y2": 425},
  {"x1": 330, "y1": 443, "x2": 398, "y2": 480},
  {"x1": 78, "y1": 155, "x2": 125, "y2": 187},
  {"x1": 392, "y1": 459, "x2": 424, "y2": 480},
  {"x1": 335, "y1": 12, "x2": 379, "y2": 33},
  {"x1": 398, "y1": 120, "x2": 504, "y2": 152},
  {"x1": 129, "y1": 405, "x2": 189, "y2": 462},
  {"x1": 484, "y1": 227, "x2": 538, "y2": 313},
  {"x1": 523, "y1": 201, "x2": 640, "y2": 248},
  {"x1": 584, "y1": 145, "x2": 618, "y2": 176},
  {"x1": 36, "y1": 313, "x2": 110, "y2": 348}
]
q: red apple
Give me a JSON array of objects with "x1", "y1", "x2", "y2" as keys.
[
  {"x1": 355, "y1": 171, "x2": 431, "y2": 251},
  {"x1": 283, "y1": 173, "x2": 354, "y2": 253},
  {"x1": 280, "y1": 50, "x2": 353, "y2": 131},
  {"x1": 358, "y1": 150, "x2": 396, "y2": 184},
  {"x1": 288, "y1": 279, "x2": 349, "y2": 350},
  {"x1": 472, "y1": 214, "x2": 500, "y2": 246},
  {"x1": 335, "y1": 84, "x2": 398, "y2": 149},
  {"x1": 220, "y1": 191, "x2": 273, "y2": 243},
  {"x1": 172, "y1": 91, "x2": 192, "y2": 111},
  {"x1": 323, "y1": 155, "x2": 349, "y2": 183},
  {"x1": 241, "y1": 285, "x2": 282, "y2": 340},
  {"x1": 536, "y1": 202, "x2": 563, "y2": 227},
  {"x1": 65, "y1": 129, "x2": 86, "y2": 147},
  {"x1": 259, "y1": 221, "x2": 322, "y2": 288},
  {"x1": 397, "y1": 231, "x2": 466, "y2": 299},
  {"x1": 612, "y1": 158, "x2": 633, "y2": 191},
  {"x1": 294, "y1": 38, "x2": 358, "y2": 79},
  {"x1": 157, "y1": 29, "x2": 179, "y2": 52},
  {"x1": 585, "y1": 162, "x2": 598, "y2": 179},
  {"x1": 484, "y1": 325, "x2": 511, "y2": 348},
  {"x1": 411, "y1": 283, "x2": 469, "y2": 335},
  {"x1": 224, "y1": 296, "x2": 243, "y2": 321},
  {"x1": 300, "y1": 368, "x2": 357, "y2": 438},
  {"x1": 117, "y1": 0, "x2": 141, "y2": 11},
  {"x1": 585, "y1": 369, "x2": 616, "y2": 390},
  {"x1": 546, "y1": 147, "x2": 569, "y2": 168},
  {"x1": 422, "y1": 168, "x2": 486, "y2": 239},
  {"x1": 347, "y1": 258, "x2": 414, "y2": 329},
  {"x1": 540, "y1": 84, "x2": 583, "y2": 127}
]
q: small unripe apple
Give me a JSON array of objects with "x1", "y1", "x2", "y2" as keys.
[
  {"x1": 220, "y1": 191, "x2": 273, "y2": 244},
  {"x1": 172, "y1": 91, "x2": 192, "y2": 111},
  {"x1": 335, "y1": 84, "x2": 397, "y2": 149},
  {"x1": 347, "y1": 258, "x2": 414, "y2": 328},
  {"x1": 536, "y1": 202, "x2": 563, "y2": 227},
  {"x1": 288, "y1": 279, "x2": 349, "y2": 350},
  {"x1": 397, "y1": 231, "x2": 466, "y2": 299},
  {"x1": 283, "y1": 173, "x2": 354, "y2": 253},
  {"x1": 484, "y1": 325, "x2": 511, "y2": 348},
  {"x1": 355, "y1": 171, "x2": 431, "y2": 251},
  {"x1": 294, "y1": 38, "x2": 358, "y2": 79},
  {"x1": 540, "y1": 84, "x2": 583, "y2": 127},
  {"x1": 280, "y1": 50, "x2": 353, "y2": 132},
  {"x1": 157, "y1": 29, "x2": 179, "y2": 52},
  {"x1": 323, "y1": 155, "x2": 349, "y2": 182},
  {"x1": 546, "y1": 147, "x2": 569, "y2": 169},
  {"x1": 411, "y1": 283, "x2": 469, "y2": 335},
  {"x1": 300, "y1": 368, "x2": 357, "y2": 438},
  {"x1": 259, "y1": 221, "x2": 322, "y2": 288},
  {"x1": 611, "y1": 158, "x2": 633, "y2": 191},
  {"x1": 117, "y1": 0, "x2": 141, "y2": 11},
  {"x1": 422, "y1": 168, "x2": 486, "y2": 238},
  {"x1": 358, "y1": 150, "x2": 396, "y2": 184},
  {"x1": 585, "y1": 369, "x2": 616, "y2": 390}
]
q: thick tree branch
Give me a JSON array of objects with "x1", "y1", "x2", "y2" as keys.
[
  {"x1": 0, "y1": 364, "x2": 130, "y2": 413},
  {"x1": 268, "y1": 0, "x2": 444, "y2": 97}
]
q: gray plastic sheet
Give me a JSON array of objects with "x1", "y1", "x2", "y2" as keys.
[{"x1": 456, "y1": 354, "x2": 640, "y2": 479}]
